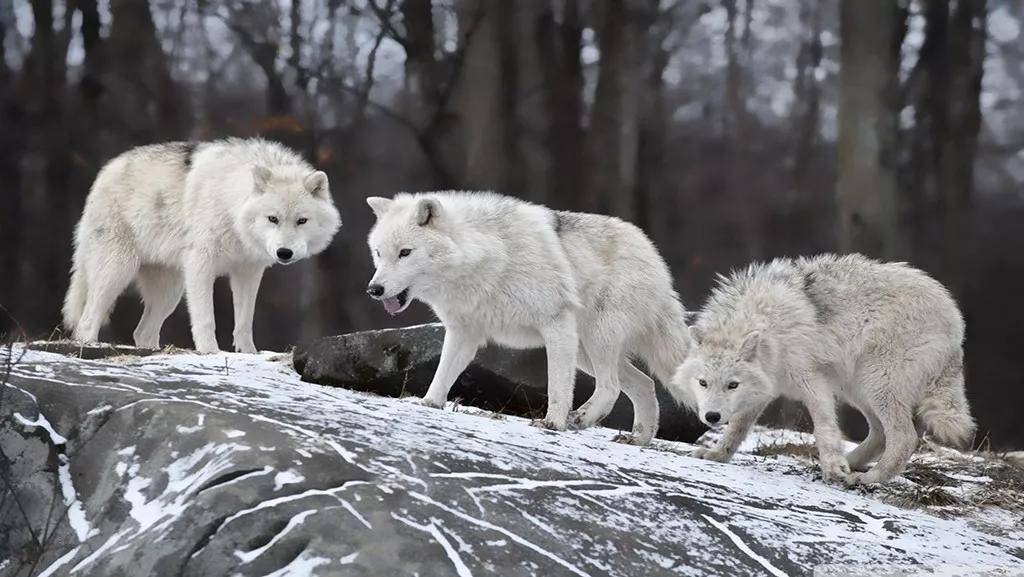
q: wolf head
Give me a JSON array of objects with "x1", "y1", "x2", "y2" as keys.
[
  {"x1": 238, "y1": 165, "x2": 341, "y2": 265},
  {"x1": 364, "y1": 194, "x2": 456, "y2": 315},
  {"x1": 670, "y1": 327, "x2": 776, "y2": 427}
]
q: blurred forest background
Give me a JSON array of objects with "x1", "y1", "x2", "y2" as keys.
[{"x1": 0, "y1": 0, "x2": 1022, "y2": 448}]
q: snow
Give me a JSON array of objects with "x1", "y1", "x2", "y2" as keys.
[
  {"x1": 8, "y1": 346, "x2": 1024, "y2": 575},
  {"x1": 234, "y1": 509, "x2": 319, "y2": 564},
  {"x1": 13, "y1": 410, "x2": 98, "y2": 542},
  {"x1": 258, "y1": 550, "x2": 332, "y2": 577},
  {"x1": 701, "y1": 514, "x2": 788, "y2": 577},
  {"x1": 393, "y1": 513, "x2": 474, "y2": 577}
]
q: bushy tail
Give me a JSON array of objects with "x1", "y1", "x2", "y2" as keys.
[
  {"x1": 62, "y1": 230, "x2": 87, "y2": 337},
  {"x1": 638, "y1": 298, "x2": 696, "y2": 412},
  {"x1": 917, "y1": 351, "x2": 976, "y2": 448}
]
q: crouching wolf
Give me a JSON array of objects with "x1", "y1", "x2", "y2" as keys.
[
  {"x1": 669, "y1": 254, "x2": 974, "y2": 484},
  {"x1": 63, "y1": 138, "x2": 341, "y2": 353},
  {"x1": 364, "y1": 192, "x2": 691, "y2": 444}
]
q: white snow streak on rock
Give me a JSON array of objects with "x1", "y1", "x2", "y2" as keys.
[
  {"x1": 234, "y1": 509, "x2": 319, "y2": 564},
  {"x1": 273, "y1": 469, "x2": 305, "y2": 491},
  {"x1": 393, "y1": 513, "x2": 474, "y2": 577},
  {"x1": 702, "y1": 514, "x2": 789, "y2": 577},
  {"x1": 35, "y1": 545, "x2": 80, "y2": 577},
  {"x1": 260, "y1": 550, "x2": 331, "y2": 577},
  {"x1": 14, "y1": 411, "x2": 68, "y2": 444},
  {"x1": 176, "y1": 413, "x2": 206, "y2": 434},
  {"x1": 410, "y1": 491, "x2": 593, "y2": 577},
  {"x1": 14, "y1": 411, "x2": 97, "y2": 541}
]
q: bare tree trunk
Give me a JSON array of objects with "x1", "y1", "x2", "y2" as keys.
[
  {"x1": 108, "y1": 0, "x2": 187, "y2": 133},
  {"x1": 76, "y1": 0, "x2": 105, "y2": 105},
  {"x1": 538, "y1": 0, "x2": 584, "y2": 206},
  {"x1": 940, "y1": 0, "x2": 986, "y2": 287},
  {"x1": 459, "y1": 0, "x2": 522, "y2": 193},
  {"x1": 791, "y1": 0, "x2": 823, "y2": 189},
  {"x1": 401, "y1": 0, "x2": 439, "y2": 121},
  {"x1": 942, "y1": 0, "x2": 986, "y2": 214},
  {"x1": 586, "y1": 0, "x2": 655, "y2": 219},
  {"x1": 836, "y1": 0, "x2": 905, "y2": 258}
]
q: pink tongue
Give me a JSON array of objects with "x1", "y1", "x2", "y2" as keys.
[{"x1": 382, "y1": 297, "x2": 402, "y2": 315}]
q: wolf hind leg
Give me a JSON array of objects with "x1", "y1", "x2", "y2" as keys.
[
  {"x1": 846, "y1": 360, "x2": 921, "y2": 484},
  {"x1": 613, "y1": 361, "x2": 659, "y2": 445},
  {"x1": 846, "y1": 407, "x2": 885, "y2": 472},
  {"x1": 570, "y1": 338, "x2": 622, "y2": 430},
  {"x1": 75, "y1": 245, "x2": 140, "y2": 343},
  {"x1": 133, "y1": 265, "x2": 184, "y2": 349}
]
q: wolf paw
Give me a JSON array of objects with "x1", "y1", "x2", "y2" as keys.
[
  {"x1": 690, "y1": 447, "x2": 731, "y2": 462},
  {"x1": 844, "y1": 471, "x2": 884, "y2": 487},
  {"x1": 611, "y1": 432, "x2": 650, "y2": 446},
  {"x1": 530, "y1": 418, "x2": 567, "y2": 432},
  {"x1": 404, "y1": 396, "x2": 445, "y2": 409},
  {"x1": 566, "y1": 410, "x2": 589, "y2": 431},
  {"x1": 233, "y1": 336, "x2": 257, "y2": 354},
  {"x1": 819, "y1": 456, "x2": 852, "y2": 483}
]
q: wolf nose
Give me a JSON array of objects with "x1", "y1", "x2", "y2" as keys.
[
  {"x1": 367, "y1": 284, "x2": 384, "y2": 297},
  {"x1": 705, "y1": 411, "x2": 721, "y2": 425},
  {"x1": 277, "y1": 248, "x2": 293, "y2": 261}
]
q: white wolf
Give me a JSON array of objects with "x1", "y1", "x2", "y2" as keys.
[
  {"x1": 669, "y1": 253, "x2": 974, "y2": 484},
  {"x1": 364, "y1": 192, "x2": 691, "y2": 444},
  {"x1": 63, "y1": 138, "x2": 341, "y2": 353}
]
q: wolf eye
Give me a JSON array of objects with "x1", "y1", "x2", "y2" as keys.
[
  {"x1": 727, "y1": 381, "x2": 740, "y2": 390},
  {"x1": 398, "y1": 248, "x2": 412, "y2": 258},
  {"x1": 698, "y1": 379, "x2": 708, "y2": 388},
  {"x1": 296, "y1": 218, "x2": 308, "y2": 226},
  {"x1": 268, "y1": 216, "x2": 279, "y2": 224}
]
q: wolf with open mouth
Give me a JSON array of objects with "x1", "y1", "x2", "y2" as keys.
[{"x1": 364, "y1": 191, "x2": 692, "y2": 445}]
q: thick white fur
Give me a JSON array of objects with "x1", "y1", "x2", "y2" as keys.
[
  {"x1": 669, "y1": 254, "x2": 975, "y2": 484},
  {"x1": 63, "y1": 138, "x2": 341, "y2": 353},
  {"x1": 366, "y1": 192, "x2": 691, "y2": 444}
]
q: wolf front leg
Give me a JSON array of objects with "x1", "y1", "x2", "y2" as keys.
[
  {"x1": 184, "y1": 254, "x2": 220, "y2": 354},
  {"x1": 229, "y1": 264, "x2": 265, "y2": 353},
  {"x1": 417, "y1": 327, "x2": 481, "y2": 408},
  {"x1": 799, "y1": 374, "x2": 851, "y2": 482},
  {"x1": 691, "y1": 401, "x2": 768, "y2": 462},
  {"x1": 533, "y1": 311, "x2": 579, "y2": 431}
]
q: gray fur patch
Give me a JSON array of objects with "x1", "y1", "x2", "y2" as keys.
[
  {"x1": 802, "y1": 271, "x2": 833, "y2": 324},
  {"x1": 554, "y1": 211, "x2": 583, "y2": 235},
  {"x1": 180, "y1": 142, "x2": 198, "y2": 169}
]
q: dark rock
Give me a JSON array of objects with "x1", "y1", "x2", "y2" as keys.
[{"x1": 294, "y1": 323, "x2": 708, "y2": 443}]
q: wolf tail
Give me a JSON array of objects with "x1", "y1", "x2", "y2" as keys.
[
  {"x1": 917, "y1": 350, "x2": 976, "y2": 448},
  {"x1": 638, "y1": 297, "x2": 696, "y2": 412},
  {"x1": 62, "y1": 225, "x2": 87, "y2": 336}
]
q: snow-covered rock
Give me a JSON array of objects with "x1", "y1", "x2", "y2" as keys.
[{"x1": 2, "y1": 344, "x2": 1022, "y2": 576}]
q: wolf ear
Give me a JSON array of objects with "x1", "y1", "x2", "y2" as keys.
[
  {"x1": 416, "y1": 198, "x2": 440, "y2": 227},
  {"x1": 304, "y1": 171, "x2": 329, "y2": 198},
  {"x1": 366, "y1": 197, "x2": 393, "y2": 219},
  {"x1": 689, "y1": 325, "x2": 704, "y2": 346},
  {"x1": 739, "y1": 331, "x2": 761, "y2": 362},
  {"x1": 252, "y1": 165, "x2": 273, "y2": 190}
]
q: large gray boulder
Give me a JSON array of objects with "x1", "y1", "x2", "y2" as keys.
[
  {"x1": 2, "y1": 344, "x2": 1022, "y2": 577},
  {"x1": 294, "y1": 323, "x2": 708, "y2": 443}
]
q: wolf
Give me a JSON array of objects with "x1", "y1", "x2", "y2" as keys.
[
  {"x1": 63, "y1": 138, "x2": 341, "y2": 353},
  {"x1": 364, "y1": 192, "x2": 691, "y2": 444},
  {"x1": 669, "y1": 253, "x2": 974, "y2": 484}
]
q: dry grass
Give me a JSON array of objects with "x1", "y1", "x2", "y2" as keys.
[{"x1": 751, "y1": 442, "x2": 818, "y2": 459}]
